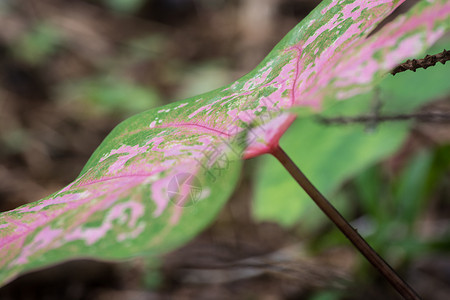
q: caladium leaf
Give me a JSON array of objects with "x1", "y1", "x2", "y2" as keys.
[
  {"x1": 254, "y1": 53, "x2": 450, "y2": 227},
  {"x1": 1, "y1": 0, "x2": 449, "y2": 286}
]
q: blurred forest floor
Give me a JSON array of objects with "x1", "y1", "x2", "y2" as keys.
[{"x1": 0, "y1": 0, "x2": 449, "y2": 299}]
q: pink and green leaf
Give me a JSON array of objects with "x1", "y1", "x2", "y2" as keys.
[{"x1": 1, "y1": 0, "x2": 449, "y2": 286}]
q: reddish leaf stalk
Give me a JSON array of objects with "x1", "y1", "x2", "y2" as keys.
[{"x1": 271, "y1": 145, "x2": 421, "y2": 300}]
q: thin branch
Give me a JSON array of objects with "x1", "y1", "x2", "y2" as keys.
[
  {"x1": 391, "y1": 49, "x2": 450, "y2": 75},
  {"x1": 271, "y1": 145, "x2": 422, "y2": 300},
  {"x1": 317, "y1": 112, "x2": 450, "y2": 126}
]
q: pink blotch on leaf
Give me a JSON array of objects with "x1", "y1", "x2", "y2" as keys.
[
  {"x1": 13, "y1": 226, "x2": 63, "y2": 265},
  {"x1": 65, "y1": 201, "x2": 144, "y2": 246}
]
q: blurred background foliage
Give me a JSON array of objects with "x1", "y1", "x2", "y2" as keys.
[{"x1": 0, "y1": 0, "x2": 449, "y2": 299}]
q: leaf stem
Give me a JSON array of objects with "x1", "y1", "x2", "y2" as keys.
[{"x1": 271, "y1": 145, "x2": 421, "y2": 300}]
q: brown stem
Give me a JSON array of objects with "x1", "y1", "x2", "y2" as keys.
[
  {"x1": 271, "y1": 145, "x2": 421, "y2": 300},
  {"x1": 391, "y1": 49, "x2": 450, "y2": 75},
  {"x1": 317, "y1": 112, "x2": 450, "y2": 125}
]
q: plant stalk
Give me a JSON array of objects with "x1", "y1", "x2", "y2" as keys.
[{"x1": 271, "y1": 145, "x2": 421, "y2": 300}]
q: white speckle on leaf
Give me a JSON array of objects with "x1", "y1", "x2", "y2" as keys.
[{"x1": 199, "y1": 188, "x2": 211, "y2": 201}]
